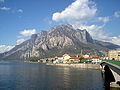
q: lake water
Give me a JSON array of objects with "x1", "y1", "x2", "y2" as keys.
[{"x1": 0, "y1": 62, "x2": 105, "y2": 90}]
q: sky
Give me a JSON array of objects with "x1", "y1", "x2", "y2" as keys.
[{"x1": 0, "y1": 0, "x2": 120, "y2": 53}]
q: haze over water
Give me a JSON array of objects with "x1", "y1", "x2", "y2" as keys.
[{"x1": 0, "y1": 62, "x2": 105, "y2": 90}]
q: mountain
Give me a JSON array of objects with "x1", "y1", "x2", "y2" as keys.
[
  {"x1": 94, "y1": 40, "x2": 120, "y2": 49},
  {"x1": 1, "y1": 24, "x2": 120, "y2": 60}
]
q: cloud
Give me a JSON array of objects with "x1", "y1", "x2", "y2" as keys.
[
  {"x1": 16, "y1": 29, "x2": 37, "y2": 45},
  {"x1": 79, "y1": 24, "x2": 105, "y2": 39},
  {"x1": 0, "y1": 45, "x2": 14, "y2": 53},
  {"x1": 0, "y1": 0, "x2": 4, "y2": 3},
  {"x1": 16, "y1": 39, "x2": 25, "y2": 45},
  {"x1": 20, "y1": 29, "x2": 36, "y2": 37},
  {"x1": 98, "y1": 16, "x2": 109, "y2": 23},
  {"x1": 52, "y1": 0, "x2": 120, "y2": 45},
  {"x1": 79, "y1": 24, "x2": 120, "y2": 45},
  {"x1": 79, "y1": 24, "x2": 102, "y2": 31},
  {"x1": 52, "y1": 0, "x2": 97, "y2": 25},
  {"x1": 17, "y1": 9, "x2": 23, "y2": 13},
  {"x1": 0, "y1": 7, "x2": 10, "y2": 11},
  {"x1": 111, "y1": 36, "x2": 120, "y2": 45},
  {"x1": 114, "y1": 11, "x2": 120, "y2": 18}
]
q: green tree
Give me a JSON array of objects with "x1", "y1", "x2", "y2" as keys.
[{"x1": 79, "y1": 57, "x2": 84, "y2": 63}]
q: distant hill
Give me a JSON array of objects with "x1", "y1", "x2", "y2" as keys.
[{"x1": 1, "y1": 24, "x2": 120, "y2": 60}]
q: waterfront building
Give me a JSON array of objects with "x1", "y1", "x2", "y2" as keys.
[
  {"x1": 91, "y1": 56, "x2": 101, "y2": 63},
  {"x1": 63, "y1": 54, "x2": 71, "y2": 61},
  {"x1": 108, "y1": 49, "x2": 120, "y2": 61},
  {"x1": 63, "y1": 54, "x2": 81, "y2": 63},
  {"x1": 83, "y1": 54, "x2": 89, "y2": 58},
  {"x1": 54, "y1": 54, "x2": 101, "y2": 63},
  {"x1": 55, "y1": 57, "x2": 64, "y2": 63}
]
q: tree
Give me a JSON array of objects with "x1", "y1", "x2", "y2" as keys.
[{"x1": 79, "y1": 57, "x2": 84, "y2": 63}]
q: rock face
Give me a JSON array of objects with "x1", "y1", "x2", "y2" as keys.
[{"x1": 1, "y1": 24, "x2": 120, "y2": 60}]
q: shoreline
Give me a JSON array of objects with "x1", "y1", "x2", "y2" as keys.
[{"x1": 47, "y1": 63, "x2": 100, "y2": 69}]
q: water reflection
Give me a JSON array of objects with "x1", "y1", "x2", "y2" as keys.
[
  {"x1": 63, "y1": 67, "x2": 71, "y2": 88},
  {"x1": 0, "y1": 62, "x2": 105, "y2": 90}
]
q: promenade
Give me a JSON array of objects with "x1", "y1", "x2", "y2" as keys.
[{"x1": 47, "y1": 63, "x2": 100, "y2": 69}]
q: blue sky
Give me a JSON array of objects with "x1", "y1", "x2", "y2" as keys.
[{"x1": 0, "y1": 0, "x2": 120, "y2": 53}]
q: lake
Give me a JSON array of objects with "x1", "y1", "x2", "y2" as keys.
[{"x1": 0, "y1": 62, "x2": 105, "y2": 90}]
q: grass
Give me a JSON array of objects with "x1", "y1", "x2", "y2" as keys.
[{"x1": 103, "y1": 60, "x2": 120, "y2": 66}]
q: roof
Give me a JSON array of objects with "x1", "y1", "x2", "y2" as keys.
[{"x1": 92, "y1": 56, "x2": 99, "y2": 58}]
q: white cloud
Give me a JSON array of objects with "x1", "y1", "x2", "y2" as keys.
[
  {"x1": 98, "y1": 16, "x2": 109, "y2": 23},
  {"x1": 0, "y1": 45, "x2": 14, "y2": 53},
  {"x1": 111, "y1": 36, "x2": 120, "y2": 45},
  {"x1": 52, "y1": 0, "x2": 120, "y2": 45},
  {"x1": 16, "y1": 39, "x2": 25, "y2": 45},
  {"x1": 20, "y1": 29, "x2": 36, "y2": 37},
  {"x1": 79, "y1": 24, "x2": 105, "y2": 39},
  {"x1": 0, "y1": 0, "x2": 4, "y2": 3},
  {"x1": 80, "y1": 24, "x2": 120, "y2": 45},
  {"x1": 16, "y1": 29, "x2": 36, "y2": 45},
  {"x1": 0, "y1": 7, "x2": 10, "y2": 11},
  {"x1": 114, "y1": 11, "x2": 120, "y2": 18},
  {"x1": 52, "y1": 0, "x2": 97, "y2": 25},
  {"x1": 17, "y1": 9, "x2": 23, "y2": 13},
  {"x1": 79, "y1": 24, "x2": 101, "y2": 31}
]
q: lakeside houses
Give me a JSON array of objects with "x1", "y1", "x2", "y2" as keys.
[
  {"x1": 34, "y1": 49, "x2": 120, "y2": 63},
  {"x1": 44, "y1": 54, "x2": 101, "y2": 63},
  {"x1": 62, "y1": 54, "x2": 81, "y2": 63},
  {"x1": 108, "y1": 49, "x2": 120, "y2": 61},
  {"x1": 62, "y1": 54, "x2": 102, "y2": 63},
  {"x1": 33, "y1": 53, "x2": 102, "y2": 64},
  {"x1": 69, "y1": 57, "x2": 81, "y2": 63},
  {"x1": 53, "y1": 57, "x2": 64, "y2": 63},
  {"x1": 91, "y1": 56, "x2": 101, "y2": 63}
]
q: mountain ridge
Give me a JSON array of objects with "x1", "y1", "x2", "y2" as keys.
[{"x1": 0, "y1": 24, "x2": 120, "y2": 60}]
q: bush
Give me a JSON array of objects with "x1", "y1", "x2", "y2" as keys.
[{"x1": 28, "y1": 57, "x2": 39, "y2": 62}]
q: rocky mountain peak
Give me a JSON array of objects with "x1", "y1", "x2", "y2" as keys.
[
  {"x1": 49, "y1": 24, "x2": 74, "y2": 34},
  {"x1": 40, "y1": 30, "x2": 47, "y2": 35},
  {"x1": 1, "y1": 24, "x2": 120, "y2": 60},
  {"x1": 31, "y1": 34, "x2": 38, "y2": 40},
  {"x1": 51, "y1": 24, "x2": 73, "y2": 30}
]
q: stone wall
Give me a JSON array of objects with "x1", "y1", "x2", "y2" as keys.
[{"x1": 47, "y1": 63, "x2": 100, "y2": 69}]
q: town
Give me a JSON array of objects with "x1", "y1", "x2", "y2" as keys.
[{"x1": 27, "y1": 48, "x2": 120, "y2": 64}]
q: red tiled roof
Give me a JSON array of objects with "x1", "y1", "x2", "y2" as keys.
[{"x1": 92, "y1": 56, "x2": 99, "y2": 58}]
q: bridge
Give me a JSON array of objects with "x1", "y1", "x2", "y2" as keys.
[{"x1": 102, "y1": 61, "x2": 120, "y2": 89}]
